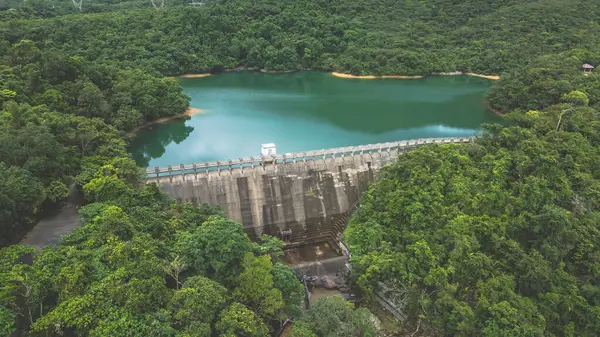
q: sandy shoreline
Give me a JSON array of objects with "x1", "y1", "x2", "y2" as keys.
[
  {"x1": 171, "y1": 69, "x2": 500, "y2": 81},
  {"x1": 130, "y1": 107, "x2": 204, "y2": 133},
  {"x1": 331, "y1": 71, "x2": 500, "y2": 80},
  {"x1": 466, "y1": 73, "x2": 500, "y2": 80},
  {"x1": 151, "y1": 107, "x2": 204, "y2": 122},
  {"x1": 173, "y1": 69, "x2": 299, "y2": 78},
  {"x1": 184, "y1": 107, "x2": 203, "y2": 116},
  {"x1": 331, "y1": 72, "x2": 423, "y2": 79},
  {"x1": 177, "y1": 73, "x2": 212, "y2": 78}
]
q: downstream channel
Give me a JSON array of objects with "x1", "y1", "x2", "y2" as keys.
[{"x1": 130, "y1": 72, "x2": 501, "y2": 168}]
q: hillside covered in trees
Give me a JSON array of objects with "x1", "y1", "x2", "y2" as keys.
[
  {"x1": 1, "y1": 0, "x2": 600, "y2": 335},
  {"x1": 3, "y1": 0, "x2": 600, "y2": 109},
  {"x1": 1, "y1": 158, "x2": 375, "y2": 336},
  {"x1": 345, "y1": 94, "x2": 600, "y2": 336}
]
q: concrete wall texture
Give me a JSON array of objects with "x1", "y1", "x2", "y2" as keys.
[{"x1": 147, "y1": 137, "x2": 472, "y2": 244}]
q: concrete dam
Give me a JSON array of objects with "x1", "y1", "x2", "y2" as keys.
[{"x1": 146, "y1": 137, "x2": 473, "y2": 246}]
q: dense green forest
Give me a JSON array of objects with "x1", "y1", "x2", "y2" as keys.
[
  {"x1": 1, "y1": 163, "x2": 374, "y2": 336},
  {"x1": 3, "y1": 0, "x2": 600, "y2": 111},
  {"x1": 2, "y1": 0, "x2": 600, "y2": 335},
  {"x1": 345, "y1": 94, "x2": 600, "y2": 336},
  {"x1": 0, "y1": 43, "x2": 190, "y2": 244}
]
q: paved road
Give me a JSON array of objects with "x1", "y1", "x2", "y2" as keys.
[{"x1": 20, "y1": 204, "x2": 81, "y2": 251}]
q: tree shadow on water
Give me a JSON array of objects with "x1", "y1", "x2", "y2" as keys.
[{"x1": 129, "y1": 121, "x2": 194, "y2": 168}]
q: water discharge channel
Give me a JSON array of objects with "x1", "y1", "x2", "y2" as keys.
[{"x1": 130, "y1": 71, "x2": 501, "y2": 168}]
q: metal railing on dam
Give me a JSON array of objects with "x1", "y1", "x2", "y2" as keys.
[{"x1": 146, "y1": 136, "x2": 474, "y2": 178}]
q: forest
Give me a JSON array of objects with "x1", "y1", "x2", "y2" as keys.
[
  {"x1": 345, "y1": 91, "x2": 600, "y2": 336},
  {"x1": 1, "y1": 165, "x2": 375, "y2": 336},
  {"x1": 1, "y1": 0, "x2": 600, "y2": 335}
]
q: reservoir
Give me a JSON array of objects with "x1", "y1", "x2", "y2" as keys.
[{"x1": 130, "y1": 72, "x2": 501, "y2": 168}]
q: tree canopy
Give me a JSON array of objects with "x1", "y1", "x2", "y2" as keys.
[
  {"x1": 291, "y1": 295, "x2": 378, "y2": 337},
  {"x1": 1, "y1": 172, "x2": 304, "y2": 336},
  {"x1": 2, "y1": 0, "x2": 600, "y2": 335},
  {"x1": 345, "y1": 103, "x2": 600, "y2": 336}
]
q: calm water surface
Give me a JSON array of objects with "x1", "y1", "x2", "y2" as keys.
[{"x1": 130, "y1": 72, "x2": 501, "y2": 167}]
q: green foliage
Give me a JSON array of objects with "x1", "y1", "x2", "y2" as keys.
[
  {"x1": 88, "y1": 310, "x2": 177, "y2": 337},
  {"x1": 0, "y1": 181, "x2": 305, "y2": 336},
  {"x1": 169, "y1": 275, "x2": 228, "y2": 327},
  {"x1": 289, "y1": 321, "x2": 317, "y2": 337},
  {"x1": 233, "y1": 253, "x2": 284, "y2": 321},
  {"x1": 487, "y1": 54, "x2": 600, "y2": 112},
  {"x1": 257, "y1": 234, "x2": 285, "y2": 261},
  {"x1": 562, "y1": 90, "x2": 590, "y2": 107},
  {"x1": 346, "y1": 106, "x2": 600, "y2": 336},
  {"x1": 0, "y1": 18, "x2": 189, "y2": 241},
  {"x1": 0, "y1": 89, "x2": 16, "y2": 103},
  {"x1": 83, "y1": 164, "x2": 134, "y2": 203},
  {"x1": 0, "y1": 163, "x2": 45, "y2": 243},
  {"x1": 176, "y1": 216, "x2": 254, "y2": 283},
  {"x1": 294, "y1": 295, "x2": 378, "y2": 337},
  {"x1": 2, "y1": 1, "x2": 600, "y2": 336},
  {"x1": 216, "y1": 302, "x2": 270, "y2": 337},
  {"x1": 0, "y1": 245, "x2": 37, "y2": 334},
  {"x1": 272, "y1": 262, "x2": 305, "y2": 319},
  {"x1": 112, "y1": 70, "x2": 190, "y2": 123},
  {"x1": 0, "y1": 305, "x2": 15, "y2": 337}
]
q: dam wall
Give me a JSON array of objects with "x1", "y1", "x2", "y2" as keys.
[{"x1": 147, "y1": 137, "x2": 473, "y2": 244}]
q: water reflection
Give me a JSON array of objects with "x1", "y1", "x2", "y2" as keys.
[
  {"x1": 181, "y1": 72, "x2": 496, "y2": 134},
  {"x1": 129, "y1": 122, "x2": 194, "y2": 167}
]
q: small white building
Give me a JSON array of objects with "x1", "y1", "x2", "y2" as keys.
[{"x1": 261, "y1": 143, "x2": 276, "y2": 157}]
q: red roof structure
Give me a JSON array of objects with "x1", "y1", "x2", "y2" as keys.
[{"x1": 583, "y1": 64, "x2": 595, "y2": 69}]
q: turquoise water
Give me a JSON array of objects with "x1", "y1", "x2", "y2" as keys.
[{"x1": 130, "y1": 72, "x2": 501, "y2": 167}]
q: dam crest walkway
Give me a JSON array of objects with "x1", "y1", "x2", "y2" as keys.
[{"x1": 147, "y1": 136, "x2": 474, "y2": 179}]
